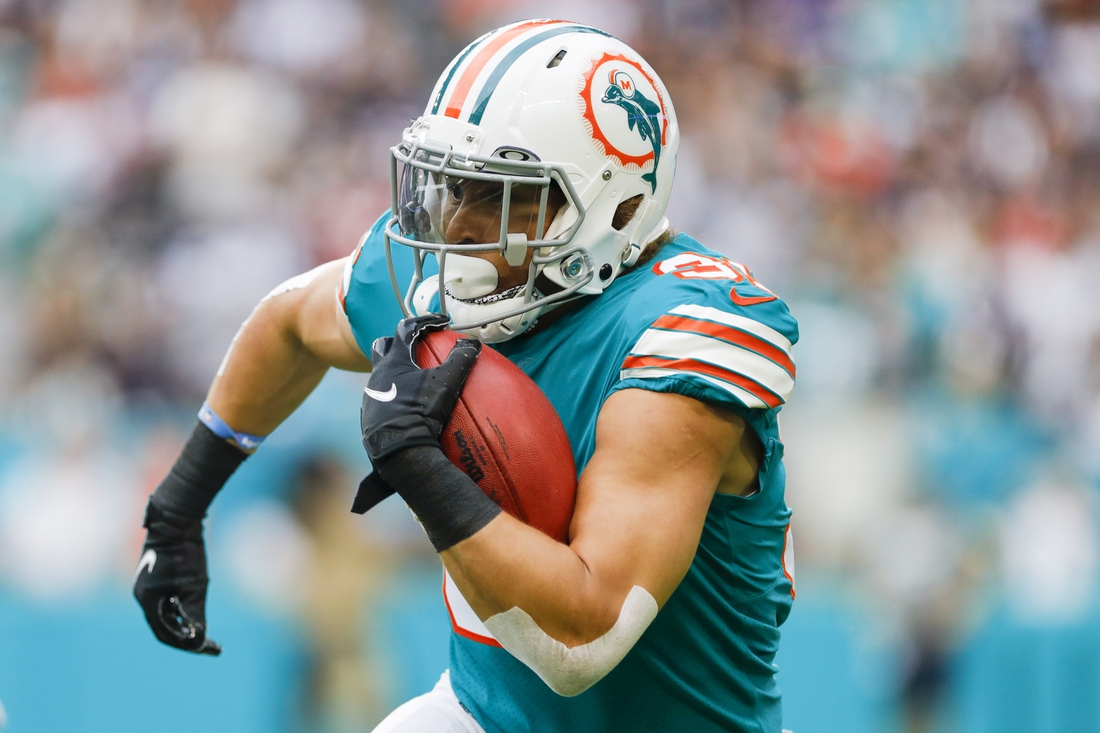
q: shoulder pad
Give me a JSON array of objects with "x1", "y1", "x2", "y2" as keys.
[{"x1": 621, "y1": 251, "x2": 798, "y2": 410}]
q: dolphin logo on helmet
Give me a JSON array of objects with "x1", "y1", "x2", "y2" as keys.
[{"x1": 601, "y1": 70, "x2": 663, "y2": 193}]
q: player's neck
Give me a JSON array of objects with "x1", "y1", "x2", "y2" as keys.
[{"x1": 526, "y1": 298, "x2": 583, "y2": 336}]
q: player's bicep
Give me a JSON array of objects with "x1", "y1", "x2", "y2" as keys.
[
  {"x1": 569, "y1": 388, "x2": 744, "y2": 608},
  {"x1": 292, "y1": 258, "x2": 371, "y2": 371}
]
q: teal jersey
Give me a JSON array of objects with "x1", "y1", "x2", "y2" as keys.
[{"x1": 343, "y1": 213, "x2": 799, "y2": 733}]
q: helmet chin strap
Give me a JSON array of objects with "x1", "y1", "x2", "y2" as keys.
[
  {"x1": 446, "y1": 292, "x2": 544, "y2": 343},
  {"x1": 411, "y1": 254, "x2": 544, "y2": 343}
]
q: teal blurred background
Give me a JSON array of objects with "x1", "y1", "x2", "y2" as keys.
[{"x1": 2, "y1": 0, "x2": 1100, "y2": 731}]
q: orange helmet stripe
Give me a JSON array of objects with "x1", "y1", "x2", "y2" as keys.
[{"x1": 442, "y1": 19, "x2": 566, "y2": 119}]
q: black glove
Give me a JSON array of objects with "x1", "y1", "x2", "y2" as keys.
[
  {"x1": 133, "y1": 498, "x2": 222, "y2": 655},
  {"x1": 360, "y1": 314, "x2": 482, "y2": 465},
  {"x1": 353, "y1": 315, "x2": 481, "y2": 515},
  {"x1": 356, "y1": 316, "x2": 500, "y2": 550}
]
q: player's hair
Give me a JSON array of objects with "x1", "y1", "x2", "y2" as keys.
[
  {"x1": 632, "y1": 231, "x2": 675, "y2": 267},
  {"x1": 611, "y1": 194, "x2": 644, "y2": 231},
  {"x1": 613, "y1": 194, "x2": 674, "y2": 268}
]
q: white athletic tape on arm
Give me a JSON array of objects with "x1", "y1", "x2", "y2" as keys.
[{"x1": 483, "y1": 585, "x2": 658, "y2": 697}]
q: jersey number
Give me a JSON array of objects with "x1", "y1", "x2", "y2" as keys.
[{"x1": 653, "y1": 253, "x2": 777, "y2": 306}]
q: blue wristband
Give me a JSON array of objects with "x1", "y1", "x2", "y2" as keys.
[{"x1": 198, "y1": 402, "x2": 265, "y2": 452}]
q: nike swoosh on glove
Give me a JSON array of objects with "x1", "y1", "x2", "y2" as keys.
[
  {"x1": 360, "y1": 314, "x2": 481, "y2": 466},
  {"x1": 133, "y1": 498, "x2": 221, "y2": 655}
]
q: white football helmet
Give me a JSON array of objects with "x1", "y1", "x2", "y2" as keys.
[{"x1": 384, "y1": 18, "x2": 680, "y2": 342}]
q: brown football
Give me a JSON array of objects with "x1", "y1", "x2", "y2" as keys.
[{"x1": 415, "y1": 330, "x2": 577, "y2": 543}]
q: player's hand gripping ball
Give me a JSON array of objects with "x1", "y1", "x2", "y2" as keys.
[
  {"x1": 356, "y1": 315, "x2": 577, "y2": 542},
  {"x1": 360, "y1": 314, "x2": 483, "y2": 463},
  {"x1": 415, "y1": 329, "x2": 577, "y2": 542}
]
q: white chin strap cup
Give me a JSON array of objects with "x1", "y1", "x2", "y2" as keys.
[
  {"x1": 411, "y1": 254, "x2": 540, "y2": 344},
  {"x1": 447, "y1": 293, "x2": 540, "y2": 344},
  {"x1": 443, "y1": 254, "x2": 499, "y2": 299}
]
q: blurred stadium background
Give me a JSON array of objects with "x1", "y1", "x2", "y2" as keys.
[{"x1": 1, "y1": 0, "x2": 1099, "y2": 731}]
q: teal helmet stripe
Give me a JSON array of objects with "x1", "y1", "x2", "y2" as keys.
[
  {"x1": 430, "y1": 29, "x2": 494, "y2": 116},
  {"x1": 467, "y1": 25, "x2": 611, "y2": 126}
]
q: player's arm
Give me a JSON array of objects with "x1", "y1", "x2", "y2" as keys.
[
  {"x1": 206, "y1": 258, "x2": 371, "y2": 436},
  {"x1": 133, "y1": 258, "x2": 370, "y2": 655},
  {"x1": 439, "y1": 388, "x2": 753, "y2": 692},
  {"x1": 442, "y1": 387, "x2": 751, "y2": 629},
  {"x1": 359, "y1": 316, "x2": 758, "y2": 694}
]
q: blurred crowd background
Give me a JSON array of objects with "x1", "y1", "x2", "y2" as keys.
[{"x1": 1, "y1": 0, "x2": 1099, "y2": 731}]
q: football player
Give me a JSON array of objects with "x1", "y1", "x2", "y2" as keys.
[{"x1": 134, "y1": 20, "x2": 799, "y2": 733}]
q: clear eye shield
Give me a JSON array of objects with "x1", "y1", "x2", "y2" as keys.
[{"x1": 384, "y1": 134, "x2": 594, "y2": 334}]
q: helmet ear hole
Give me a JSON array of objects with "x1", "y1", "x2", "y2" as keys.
[{"x1": 612, "y1": 194, "x2": 645, "y2": 231}]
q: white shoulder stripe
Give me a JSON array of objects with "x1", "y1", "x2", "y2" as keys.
[
  {"x1": 620, "y1": 367, "x2": 770, "y2": 409},
  {"x1": 632, "y1": 329, "x2": 795, "y2": 401},
  {"x1": 670, "y1": 304, "x2": 793, "y2": 353}
]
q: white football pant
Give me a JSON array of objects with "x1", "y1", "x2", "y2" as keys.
[
  {"x1": 371, "y1": 671, "x2": 486, "y2": 733},
  {"x1": 371, "y1": 670, "x2": 795, "y2": 733}
]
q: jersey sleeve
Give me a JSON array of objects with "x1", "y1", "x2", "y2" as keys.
[
  {"x1": 339, "y1": 210, "x2": 438, "y2": 355},
  {"x1": 612, "y1": 274, "x2": 799, "y2": 416}
]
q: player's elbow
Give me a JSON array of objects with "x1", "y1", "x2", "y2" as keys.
[
  {"x1": 553, "y1": 594, "x2": 623, "y2": 649},
  {"x1": 255, "y1": 261, "x2": 349, "y2": 358},
  {"x1": 484, "y1": 586, "x2": 659, "y2": 697},
  {"x1": 251, "y1": 284, "x2": 301, "y2": 341}
]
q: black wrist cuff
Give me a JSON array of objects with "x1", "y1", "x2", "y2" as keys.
[
  {"x1": 151, "y1": 421, "x2": 250, "y2": 519},
  {"x1": 378, "y1": 446, "x2": 502, "y2": 552}
]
